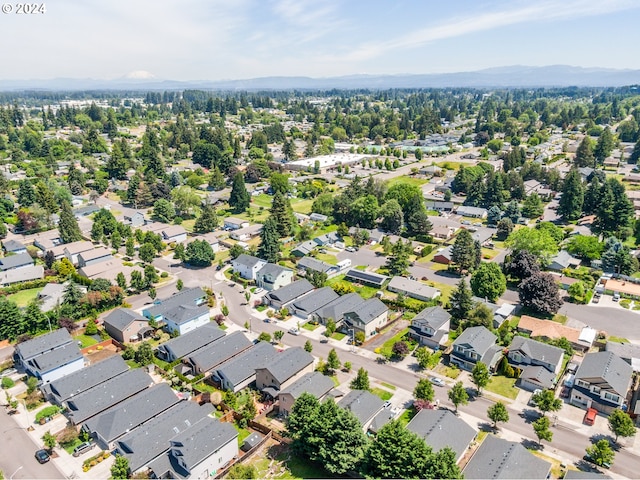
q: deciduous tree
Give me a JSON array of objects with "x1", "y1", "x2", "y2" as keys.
[
  {"x1": 607, "y1": 409, "x2": 636, "y2": 443},
  {"x1": 471, "y1": 361, "x2": 490, "y2": 395},
  {"x1": 350, "y1": 367, "x2": 370, "y2": 391},
  {"x1": 448, "y1": 381, "x2": 469, "y2": 413},
  {"x1": 532, "y1": 416, "x2": 553, "y2": 447},
  {"x1": 414, "y1": 378, "x2": 435, "y2": 402},
  {"x1": 487, "y1": 401, "x2": 509, "y2": 429},
  {"x1": 519, "y1": 272, "x2": 563, "y2": 315},
  {"x1": 470, "y1": 262, "x2": 506, "y2": 302}
]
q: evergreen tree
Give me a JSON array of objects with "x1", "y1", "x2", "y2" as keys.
[
  {"x1": 58, "y1": 201, "x2": 82, "y2": 244},
  {"x1": 270, "y1": 191, "x2": 295, "y2": 237},
  {"x1": 257, "y1": 216, "x2": 280, "y2": 263},
  {"x1": 385, "y1": 239, "x2": 410, "y2": 276},
  {"x1": 583, "y1": 176, "x2": 602, "y2": 215},
  {"x1": 594, "y1": 178, "x2": 634, "y2": 236},
  {"x1": 229, "y1": 172, "x2": 250, "y2": 213},
  {"x1": 193, "y1": 205, "x2": 219, "y2": 233},
  {"x1": 17, "y1": 179, "x2": 36, "y2": 207},
  {"x1": 350, "y1": 367, "x2": 370, "y2": 391},
  {"x1": 451, "y1": 229, "x2": 478, "y2": 272},
  {"x1": 126, "y1": 173, "x2": 141, "y2": 207},
  {"x1": 558, "y1": 168, "x2": 584, "y2": 220},
  {"x1": 503, "y1": 199, "x2": 521, "y2": 222},
  {"x1": 0, "y1": 297, "x2": 25, "y2": 341},
  {"x1": 24, "y1": 300, "x2": 49, "y2": 334},
  {"x1": 450, "y1": 279, "x2": 473, "y2": 326},
  {"x1": 208, "y1": 166, "x2": 226, "y2": 190},
  {"x1": 595, "y1": 127, "x2": 615, "y2": 165},
  {"x1": 521, "y1": 193, "x2": 544, "y2": 218},
  {"x1": 575, "y1": 136, "x2": 595, "y2": 167}
]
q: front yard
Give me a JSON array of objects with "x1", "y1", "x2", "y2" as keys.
[{"x1": 484, "y1": 375, "x2": 519, "y2": 400}]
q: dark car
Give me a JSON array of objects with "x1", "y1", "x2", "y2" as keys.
[
  {"x1": 583, "y1": 454, "x2": 611, "y2": 469},
  {"x1": 35, "y1": 449, "x2": 50, "y2": 464}
]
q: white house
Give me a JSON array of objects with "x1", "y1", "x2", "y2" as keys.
[
  {"x1": 231, "y1": 254, "x2": 267, "y2": 281},
  {"x1": 162, "y1": 304, "x2": 211, "y2": 336}
]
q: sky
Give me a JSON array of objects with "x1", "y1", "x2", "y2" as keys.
[{"x1": 1, "y1": 0, "x2": 639, "y2": 81}]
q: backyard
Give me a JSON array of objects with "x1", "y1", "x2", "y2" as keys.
[{"x1": 7, "y1": 287, "x2": 42, "y2": 307}]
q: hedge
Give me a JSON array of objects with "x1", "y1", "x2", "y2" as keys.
[
  {"x1": 35, "y1": 405, "x2": 60, "y2": 423},
  {"x1": 0, "y1": 276, "x2": 59, "y2": 295}
]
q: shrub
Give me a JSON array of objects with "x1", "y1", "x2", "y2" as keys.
[
  {"x1": 35, "y1": 405, "x2": 60, "y2": 423},
  {"x1": 161, "y1": 271, "x2": 168, "y2": 278},
  {"x1": 1, "y1": 377, "x2": 15, "y2": 389}
]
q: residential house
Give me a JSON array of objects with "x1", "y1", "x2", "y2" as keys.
[
  {"x1": 2, "y1": 239, "x2": 27, "y2": 254},
  {"x1": 605, "y1": 341, "x2": 640, "y2": 372},
  {"x1": 507, "y1": 337, "x2": 564, "y2": 391},
  {"x1": 229, "y1": 224, "x2": 262, "y2": 242},
  {"x1": 77, "y1": 247, "x2": 112, "y2": 268},
  {"x1": 143, "y1": 287, "x2": 207, "y2": 322},
  {"x1": 123, "y1": 211, "x2": 146, "y2": 228},
  {"x1": 0, "y1": 265, "x2": 44, "y2": 286},
  {"x1": 310, "y1": 292, "x2": 365, "y2": 326},
  {"x1": 61, "y1": 240, "x2": 95, "y2": 265},
  {"x1": 570, "y1": 351, "x2": 632, "y2": 414},
  {"x1": 162, "y1": 226, "x2": 188, "y2": 244},
  {"x1": 309, "y1": 213, "x2": 328, "y2": 222},
  {"x1": 73, "y1": 204, "x2": 101, "y2": 218},
  {"x1": 407, "y1": 409, "x2": 476, "y2": 463},
  {"x1": 41, "y1": 355, "x2": 129, "y2": 405},
  {"x1": 162, "y1": 304, "x2": 211, "y2": 336},
  {"x1": 463, "y1": 434, "x2": 551, "y2": 479},
  {"x1": 255, "y1": 347, "x2": 315, "y2": 398},
  {"x1": 425, "y1": 201, "x2": 454, "y2": 212},
  {"x1": 263, "y1": 279, "x2": 314, "y2": 310},
  {"x1": 343, "y1": 297, "x2": 389, "y2": 338},
  {"x1": 231, "y1": 254, "x2": 267, "y2": 281},
  {"x1": 103, "y1": 308, "x2": 152, "y2": 343},
  {"x1": 255, "y1": 263, "x2": 294, "y2": 291},
  {"x1": 338, "y1": 390, "x2": 385, "y2": 432},
  {"x1": 156, "y1": 323, "x2": 225, "y2": 362},
  {"x1": 344, "y1": 269, "x2": 389, "y2": 288},
  {"x1": 196, "y1": 231, "x2": 221, "y2": 253},
  {"x1": 66, "y1": 369, "x2": 153, "y2": 425},
  {"x1": 450, "y1": 326, "x2": 502, "y2": 371},
  {"x1": 297, "y1": 256, "x2": 336, "y2": 275},
  {"x1": 548, "y1": 250, "x2": 581, "y2": 272},
  {"x1": 456, "y1": 206, "x2": 488, "y2": 218},
  {"x1": 277, "y1": 372, "x2": 335, "y2": 417},
  {"x1": 83, "y1": 383, "x2": 180, "y2": 449},
  {"x1": 409, "y1": 306, "x2": 450, "y2": 350},
  {"x1": 471, "y1": 297, "x2": 517, "y2": 329},
  {"x1": 387, "y1": 276, "x2": 440, "y2": 301},
  {"x1": 564, "y1": 471, "x2": 611, "y2": 480},
  {"x1": 431, "y1": 226, "x2": 456, "y2": 240},
  {"x1": 291, "y1": 240, "x2": 317, "y2": 257},
  {"x1": 33, "y1": 231, "x2": 62, "y2": 252},
  {"x1": 78, "y1": 258, "x2": 142, "y2": 283},
  {"x1": 214, "y1": 341, "x2": 278, "y2": 393},
  {"x1": 115, "y1": 402, "x2": 214, "y2": 475},
  {"x1": 13, "y1": 328, "x2": 85, "y2": 384},
  {"x1": 37, "y1": 283, "x2": 67, "y2": 312},
  {"x1": 147, "y1": 417, "x2": 238, "y2": 480},
  {"x1": 433, "y1": 246, "x2": 454, "y2": 264},
  {"x1": 314, "y1": 232, "x2": 340, "y2": 246},
  {"x1": 224, "y1": 217, "x2": 249, "y2": 230},
  {"x1": 289, "y1": 287, "x2": 339, "y2": 320},
  {"x1": 0, "y1": 252, "x2": 33, "y2": 271},
  {"x1": 517, "y1": 315, "x2": 596, "y2": 353},
  {"x1": 186, "y1": 331, "x2": 253, "y2": 377},
  {"x1": 293, "y1": 212, "x2": 310, "y2": 224},
  {"x1": 367, "y1": 229, "x2": 385, "y2": 245}
]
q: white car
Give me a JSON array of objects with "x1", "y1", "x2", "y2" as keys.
[
  {"x1": 254, "y1": 288, "x2": 264, "y2": 294},
  {"x1": 429, "y1": 376, "x2": 445, "y2": 387},
  {"x1": 288, "y1": 328, "x2": 300, "y2": 336}
]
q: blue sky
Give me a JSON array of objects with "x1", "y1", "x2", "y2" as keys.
[{"x1": 1, "y1": 0, "x2": 639, "y2": 80}]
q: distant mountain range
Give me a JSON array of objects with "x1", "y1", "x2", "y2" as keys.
[{"x1": 2, "y1": 65, "x2": 640, "y2": 91}]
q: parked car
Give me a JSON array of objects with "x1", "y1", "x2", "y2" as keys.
[
  {"x1": 613, "y1": 292, "x2": 620, "y2": 302},
  {"x1": 560, "y1": 386, "x2": 570, "y2": 398},
  {"x1": 288, "y1": 328, "x2": 300, "y2": 336},
  {"x1": 35, "y1": 449, "x2": 50, "y2": 464},
  {"x1": 584, "y1": 453, "x2": 611, "y2": 469},
  {"x1": 584, "y1": 407, "x2": 598, "y2": 426},
  {"x1": 529, "y1": 389, "x2": 542, "y2": 407},
  {"x1": 346, "y1": 246, "x2": 357, "y2": 252},
  {"x1": 429, "y1": 376, "x2": 445, "y2": 387},
  {"x1": 72, "y1": 441, "x2": 95, "y2": 457},
  {"x1": 254, "y1": 288, "x2": 264, "y2": 294},
  {"x1": 0, "y1": 368, "x2": 17, "y2": 377}
]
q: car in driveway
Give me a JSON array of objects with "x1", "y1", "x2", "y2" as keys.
[
  {"x1": 346, "y1": 246, "x2": 357, "y2": 252},
  {"x1": 72, "y1": 441, "x2": 96, "y2": 457},
  {"x1": 254, "y1": 288, "x2": 264, "y2": 294},
  {"x1": 35, "y1": 449, "x2": 50, "y2": 464},
  {"x1": 0, "y1": 368, "x2": 17, "y2": 377},
  {"x1": 584, "y1": 407, "x2": 598, "y2": 426},
  {"x1": 429, "y1": 376, "x2": 445, "y2": 387}
]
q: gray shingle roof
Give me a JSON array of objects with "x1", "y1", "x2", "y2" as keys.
[
  {"x1": 298, "y1": 256, "x2": 334, "y2": 273},
  {"x1": 163, "y1": 304, "x2": 210, "y2": 325},
  {"x1": 15, "y1": 328, "x2": 72, "y2": 361},
  {"x1": 157, "y1": 323, "x2": 225, "y2": 360},
  {"x1": 146, "y1": 287, "x2": 206, "y2": 318},
  {"x1": 3, "y1": 239, "x2": 26, "y2": 252},
  {"x1": 0, "y1": 265, "x2": 44, "y2": 286},
  {"x1": 550, "y1": 250, "x2": 580, "y2": 269},
  {"x1": 67, "y1": 369, "x2": 153, "y2": 424},
  {"x1": 411, "y1": 306, "x2": 451, "y2": 331},
  {"x1": 520, "y1": 366, "x2": 556, "y2": 389},
  {"x1": 291, "y1": 287, "x2": 339, "y2": 315},
  {"x1": 149, "y1": 417, "x2": 237, "y2": 479},
  {"x1": 215, "y1": 341, "x2": 278, "y2": 387},
  {"x1": 257, "y1": 263, "x2": 292, "y2": 280},
  {"x1": 345, "y1": 297, "x2": 388, "y2": 325},
  {"x1": 368, "y1": 407, "x2": 395, "y2": 434},
  {"x1": 0, "y1": 252, "x2": 34, "y2": 271},
  {"x1": 453, "y1": 326, "x2": 497, "y2": 356},
  {"x1": 605, "y1": 341, "x2": 640, "y2": 365},
  {"x1": 463, "y1": 434, "x2": 551, "y2": 479},
  {"x1": 344, "y1": 269, "x2": 388, "y2": 287},
  {"x1": 233, "y1": 253, "x2": 265, "y2": 269},
  {"x1": 338, "y1": 390, "x2": 384, "y2": 427},
  {"x1": 260, "y1": 347, "x2": 314, "y2": 385},
  {"x1": 27, "y1": 343, "x2": 83, "y2": 375},
  {"x1": 84, "y1": 383, "x2": 180, "y2": 444},
  {"x1": 292, "y1": 240, "x2": 317, "y2": 255},
  {"x1": 278, "y1": 371, "x2": 334, "y2": 401},
  {"x1": 188, "y1": 331, "x2": 253, "y2": 373},
  {"x1": 265, "y1": 279, "x2": 314, "y2": 305},
  {"x1": 77, "y1": 247, "x2": 112, "y2": 263},
  {"x1": 563, "y1": 470, "x2": 611, "y2": 480},
  {"x1": 407, "y1": 409, "x2": 476, "y2": 460},
  {"x1": 116, "y1": 402, "x2": 213, "y2": 473},
  {"x1": 313, "y1": 292, "x2": 365, "y2": 323},
  {"x1": 104, "y1": 308, "x2": 147, "y2": 332},
  {"x1": 388, "y1": 276, "x2": 440, "y2": 299},
  {"x1": 509, "y1": 336, "x2": 564, "y2": 370},
  {"x1": 574, "y1": 351, "x2": 632, "y2": 397},
  {"x1": 42, "y1": 355, "x2": 129, "y2": 404}
]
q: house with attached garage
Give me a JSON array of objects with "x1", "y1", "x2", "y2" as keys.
[
  {"x1": 344, "y1": 269, "x2": 389, "y2": 288},
  {"x1": 456, "y1": 206, "x2": 488, "y2": 219},
  {"x1": 342, "y1": 297, "x2": 389, "y2": 338},
  {"x1": 263, "y1": 279, "x2": 314, "y2": 310},
  {"x1": 13, "y1": 328, "x2": 85, "y2": 384},
  {"x1": 387, "y1": 276, "x2": 440, "y2": 301},
  {"x1": 41, "y1": 355, "x2": 129, "y2": 405},
  {"x1": 310, "y1": 292, "x2": 365, "y2": 326},
  {"x1": 82, "y1": 383, "x2": 181, "y2": 449},
  {"x1": 230, "y1": 223, "x2": 263, "y2": 241},
  {"x1": 289, "y1": 287, "x2": 339, "y2": 320},
  {"x1": 156, "y1": 323, "x2": 225, "y2": 362},
  {"x1": 143, "y1": 287, "x2": 207, "y2": 322},
  {"x1": 0, "y1": 252, "x2": 34, "y2": 271},
  {"x1": 277, "y1": 371, "x2": 335, "y2": 417},
  {"x1": 123, "y1": 211, "x2": 147, "y2": 228},
  {"x1": 2, "y1": 239, "x2": 27, "y2": 254},
  {"x1": 161, "y1": 225, "x2": 188, "y2": 244},
  {"x1": 161, "y1": 304, "x2": 211, "y2": 336},
  {"x1": 291, "y1": 240, "x2": 317, "y2": 257},
  {"x1": 255, "y1": 263, "x2": 294, "y2": 291},
  {"x1": 231, "y1": 254, "x2": 268, "y2": 281},
  {"x1": 407, "y1": 409, "x2": 476, "y2": 464},
  {"x1": 450, "y1": 326, "x2": 502, "y2": 372},
  {"x1": 409, "y1": 306, "x2": 450, "y2": 350},
  {"x1": 338, "y1": 389, "x2": 386, "y2": 432},
  {"x1": 147, "y1": 416, "x2": 238, "y2": 480},
  {"x1": 214, "y1": 341, "x2": 278, "y2": 393},
  {"x1": 223, "y1": 217, "x2": 249, "y2": 230},
  {"x1": 471, "y1": 297, "x2": 516, "y2": 329},
  {"x1": 548, "y1": 250, "x2": 581, "y2": 272},
  {"x1": 114, "y1": 402, "x2": 214, "y2": 475},
  {"x1": 255, "y1": 347, "x2": 315, "y2": 399},
  {"x1": 570, "y1": 351, "x2": 633, "y2": 414},
  {"x1": 433, "y1": 245, "x2": 454, "y2": 264},
  {"x1": 186, "y1": 331, "x2": 253, "y2": 377},
  {"x1": 507, "y1": 337, "x2": 564, "y2": 391},
  {"x1": 62, "y1": 240, "x2": 95, "y2": 265},
  {"x1": 103, "y1": 308, "x2": 153, "y2": 343},
  {"x1": 0, "y1": 265, "x2": 44, "y2": 286},
  {"x1": 77, "y1": 246, "x2": 113, "y2": 268},
  {"x1": 297, "y1": 256, "x2": 336, "y2": 276}
]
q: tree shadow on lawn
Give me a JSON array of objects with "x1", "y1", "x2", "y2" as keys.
[{"x1": 434, "y1": 270, "x2": 462, "y2": 280}]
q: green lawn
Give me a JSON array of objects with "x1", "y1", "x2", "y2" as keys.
[
  {"x1": 290, "y1": 198, "x2": 314, "y2": 214},
  {"x1": 62, "y1": 438, "x2": 83, "y2": 455},
  {"x1": 314, "y1": 253, "x2": 337, "y2": 265},
  {"x1": 180, "y1": 219, "x2": 196, "y2": 233},
  {"x1": 435, "y1": 364, "x2": 461, "y2": 379},
  {"x1": 7, "y1": 287, "x2": 42, "y2": 307},
  {"x1": 371, "y1": 387, "x2": 393, "y2": 401},
  {"x1": 376, "y1": 328, "x2": 411, "y2": 358},
  {"x1": 608, "y1": 336, "x2": 630, "y2": 343},
  {"x1": 485, "y1": 375, "x2": 519, "y2": 400},
  {"x1": 74, "y1": 334, "x2": 99, "y2": 348},
  {"x1": 232, "y1": 422, "x2": 252, "y2": 445},
  {"x1": 302, "y1": 322, "x2": 319, "y2": 331},
  {"x1": 251, "y1": 194, "x2": 273, "y2": 209},
  {"x1": 380, "y1": 382, "x2": 396, "y2": 390},
  {"x1": 397, "y1": 408, "x2": 416, "y2": 426},
  {"x1": 386, "y1": 176, "x2": 428, "y2": 187},
  {"x1": 331, "y1": 332, "x2": 346, "y2": 340}
]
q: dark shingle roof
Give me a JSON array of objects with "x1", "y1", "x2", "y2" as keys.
[
  {"x1": 188, "y1": 331, "x2": 253, "y2": 373},
  {"x1": 157, "y1": 323, "x2": 225, "y2": 360},
  {"x1": 146, "y1": 287, "x2": 206, "y2": 318},
  {"x1": 215, "y1": 341, "x2": 278, "y2": 387},
  {"x1": 104, "y1": 308, "x2": 147, "y2": 332},
  {"x1": 509, "y1": 336, "x2": 564, "y2": 370},
  {"x1": 344, "y1": 269, "x2": 388, "y2": 287},
  {"x1": 3, "y1": 239, "x2": 26, "y2": 252},
  {"x1": 265, "y1": 279, "x2": 314, "y2": 305},
  {"x1": 28, "y1": 343, "x2": 83, "y2": 375},
  {"x1": 279, "y1": 371, "x2": 334, "y2": 400},
  {"x1": 520, "y1": 366, "x2": 556, "y2": 389},
  {"x1": 338, "y1": 390, "x2": 384, "y2": 427},
  {"x1": 260, "y1": 347, "x2": 314, "y2": 385},
  {"x1": 0, "y1": 252, "x2": 34, "y2": 271},
  {"x1": 298, "y1": 256, "x2": 334, "y2": 273},
  {"x1": 233, "y1": 254, "x2": 266, "y2": 269},
  {"x1": 15, "y1": 328, "x2": 72, "y2": 361},
  {"x1": 388, "y1": 276, "x2": 440, "y2": 299},
  {"x1": 411, "y1": 306, "x2": 451, "y2": 331},
  {"x1": 453, "y1": 326, "x2": 497, "y2": 356},
  {"x1": 84, "y1": 383, "x2": 180, "y2": 443},
  {"x1": 314, "y1": 292, "x2": 365, "y2": 323},
  {"x1": 163, "y1": 304, "x2": 210, "y2": 325},
  {"x1": 42, "y1": 355, "x2": 129, "y2": 404},
  {"x1": 345, "y1": 297, "x2": 387, "y2": 325},
  {"x1": 463, "y1": 434, "x2": 551, "y2": 479},
  {"x1": 407, "y1": 409, "x2": 476, "y2": 460},
  {"x1": 574, "y1": 351, "x2": 632, "y2": 397},
  {"x1": 257, "y1": 263, "x2": 292, "y2": 280},
  {"x1": 291, "y1": 287, "x2": 339, "y2": 315}
]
